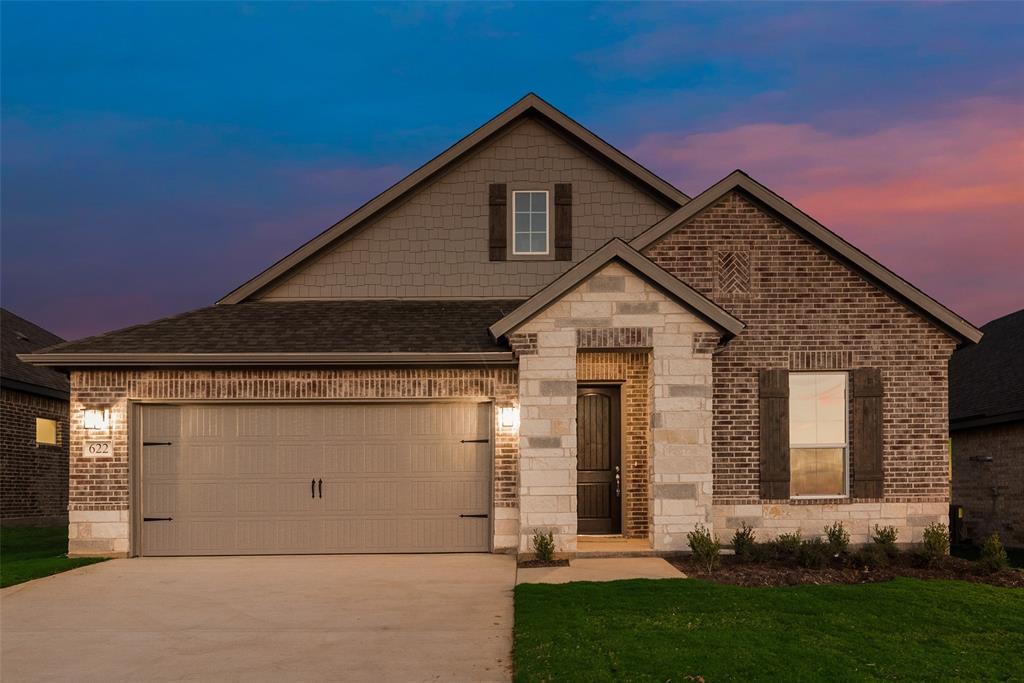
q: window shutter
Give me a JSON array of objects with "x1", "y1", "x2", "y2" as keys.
[
  {"x1": 554, "y1": 183, "x2": 573, "y2": 261},
  {"x1": 759, "y1": 368, "x2": 790, "y2": 499},
  {"x1": 488, "y1": 183, "x2": 507, "y2": 261},
  {"x1": 852, "y1": 368, "x2": 884, "y2": 498}
]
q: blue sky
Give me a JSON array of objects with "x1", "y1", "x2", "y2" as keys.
[{"x1": 2, "y1": 2, "x2": 1022, "y2": 338}]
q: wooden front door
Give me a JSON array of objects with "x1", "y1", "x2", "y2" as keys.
[{"x1": 576, "y1": 386, "x2": 621, "y2": 534}]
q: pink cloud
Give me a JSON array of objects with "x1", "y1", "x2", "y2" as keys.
[{"x1": 631, "y1": 97, "x2": 1024, "y2": 326}]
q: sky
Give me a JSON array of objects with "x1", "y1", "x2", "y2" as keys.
[{"x1": 2, "y1": 1, "x2": 1022, "y2": 340}]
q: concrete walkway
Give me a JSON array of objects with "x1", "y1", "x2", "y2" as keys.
[
  {"x1": 516, "y1": 557, "x2": 685, "y2": 584},
  {"x1": 1, "y1": 554, "x2": 515, "y2": 682}
]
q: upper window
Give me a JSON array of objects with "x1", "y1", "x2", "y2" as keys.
[
  {"x1": 36, "y1": 417, "x2": 58, "y2": 446},
  {"x1": 789, "y1": 372, "x2": 847, "y2": 497},
  {"x1": 512, "y1": 191, "x2": 549, "y2": 255}
]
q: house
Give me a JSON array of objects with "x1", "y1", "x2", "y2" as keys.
[
  {"x1": 2, "y1": 308, "x2": 70, "y2": 526},
  {"x1": 949, "y1": 309, "x2": 1023, "y2": 548},
  {"x1": 20, "y1": 94, "x2": 982, "y2": 558}
]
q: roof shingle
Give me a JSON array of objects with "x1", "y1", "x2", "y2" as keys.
[
  {"x1": 949, "y1": 309, "x2": 1024, "y2": 426},
  {"x1": 1, "y1": 308, "x2": 70, "y2": 396},
  {"x1": 34, "y1": 300, "x2": 524, "y2": 356}
]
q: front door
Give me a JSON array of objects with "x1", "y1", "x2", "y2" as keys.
[{"x1": 576, "y1": 386, "x2": 621, "y2": 534}]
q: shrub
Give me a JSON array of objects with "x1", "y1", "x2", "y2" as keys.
[
  {"x1": 824, "y1": 521, "x2": 850, "y2": 556},
  {"x1": 687, "y1": 524, "x2": 721, "y2": 573},
  {"x1": 732, "y1": 523, "x2": 757, "y2": 563},
  {"x1": 920, "y1": 523, "x2": 950, "y2": 567},
  {"x1": 979, "y1": 534, "x2": 1009, "y2": 573},
  {"x1": 772, "y1": 531, "x2": 803, "y2": 563},
  {"x1": 872, "y1": 524, "x2": 900, "y2": 559},
  {"x1": 798, "y1": 538, "x2": 831, "y2": 569},
  {"x1": 854, "y1": 543, "x2": 890, "y2": 569},
  {"x1": 531, "y1": 529, "x2": 555, "y2": 563}
]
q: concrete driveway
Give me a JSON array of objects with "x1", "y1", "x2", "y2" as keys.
[{"x1": 1, "y1": 554, "x2": 515, "y2": 682}]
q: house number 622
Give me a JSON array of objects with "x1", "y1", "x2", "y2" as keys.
[{"x1": 85, "y1": 441, "x2": 111, "y2": 456}]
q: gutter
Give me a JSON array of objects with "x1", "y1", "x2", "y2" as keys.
[{"x1": 17, "y1": 352, "x2": 518, "y2": 368}]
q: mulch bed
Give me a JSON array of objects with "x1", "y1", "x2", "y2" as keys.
[
  {"x1": 517, "y1": 558, "x2": 571, "y2": 569},
  {"x1": 668, "y1": 555, "x2": 1024, "y2": 588}
]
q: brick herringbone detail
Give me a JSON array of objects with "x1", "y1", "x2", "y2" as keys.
[{"x1": 716, "y1": 250, "x2": 750, "y2": 295}]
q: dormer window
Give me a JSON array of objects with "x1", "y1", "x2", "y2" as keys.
[{"x1": 512, "y1": 190, "x2": 549, "y2": 255}]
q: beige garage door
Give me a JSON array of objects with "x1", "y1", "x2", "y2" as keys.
[{"x1": 138, "y1": 402, "x2": 492, "y2": 556}]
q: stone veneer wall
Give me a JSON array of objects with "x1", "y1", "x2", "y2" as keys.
[
  {"x1": 952, "y1": 421, "x2": 1024, "y2": 548},
  {"x1": 644, "y1": 191, "x2": 958, "y2": 544},
  {"x1": 515, "y1": 262, "x2": 717, "y2": 552},
  {"x1": 576, "y1": 351, "x2": 651, "y2": 538},
  {"x1": 67, "y1": 368, "x2": 518, "y2": 556},
  {"x1": 1, "y1": 388, "x2": 69, "y2": 525}
]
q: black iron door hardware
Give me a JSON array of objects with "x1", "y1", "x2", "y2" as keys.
[
  {"x1": 143, "y1": 517, "x2": 173, "y2": 522},
  {"x1": 312, "y1": 479, "x2": 316, "y2": 498},
  {"x1": 460, "y1": 438, "x2": 489, "y2": 443},
  {"x1": 459, "y1": 513, "x2": 489, "y2": 518},
  {"x1": 318, "y1": 479, "x2": 323, "y2": 498},
  {"x1": 143, "y1": 442, "x2": 173, "y2": 446}
]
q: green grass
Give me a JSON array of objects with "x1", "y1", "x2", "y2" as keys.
[
  {"x1": 0, "y1": 525, "x2": 107, "y2": 588},
  {"x1": 514, "y1": 578, "x2": 1024, "y2": 682}
]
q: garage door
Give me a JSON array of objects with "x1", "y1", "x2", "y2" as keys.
[{"x1": 138, "y1": 402, "x2": 492, "y2": 556}]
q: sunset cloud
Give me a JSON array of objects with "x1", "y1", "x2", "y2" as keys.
[{"x1": 632, "y1": 97, "x2": 1024, "y2": 325}]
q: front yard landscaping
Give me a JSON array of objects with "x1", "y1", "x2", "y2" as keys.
[
  {"x1": 0, "y1": 525, "x2": 107, "y2": 588},
  {"x1": 514, "y1": 578, "x2": 1024, "y2": 682}
]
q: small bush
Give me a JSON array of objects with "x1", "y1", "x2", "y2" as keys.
[
  {"x1": 979, "y1": 533, "x2": 1009, "y2": 573},
  {"x1": 920, "y1": 523, "x2": 950, "y2": 567},
  {"x1": 687, "y1": 524, "x2": 721, "y2": 573},
  {"x1": 798, "y1": 538, "x2": 831, "y2": 569},
  {"x1": 855, "y1": 543, "x2": 890, "y2": 569},
  {"x1": 772, "y1": 531, "x2": 803, "y2": 562},
  {"x1": 732, "y1": 523, "x2": 757, "y2": 563},
  {"x1": 824, "y1": 521, "x2": 850, "y2": 556},
  {"x1": 531, "y1": 529, "x2": 555, "y2": 563},
  {"x1": 872, "y1": 524, "x2": 900, "y2": 559}
]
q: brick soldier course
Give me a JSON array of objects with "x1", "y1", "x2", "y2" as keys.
[{"x1": 20, "y1": 94, "x2": 982, "y2": 557}]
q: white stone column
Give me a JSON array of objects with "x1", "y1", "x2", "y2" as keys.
[{"x1": 517, "y1": 330, "x2": 578, "y2": 553}]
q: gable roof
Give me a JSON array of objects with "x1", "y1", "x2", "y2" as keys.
[
  {"x1": 489, "y1": 238, "x2": 745, "y2": 339},
  {"x1": 631, "y1": 170, "x2": 983, "y2": 345},
  {"x1": 19, "y1": 300, "x2": 522, "y2": 368},
  {"x1": 219, "y1": 93, "x2": 691, "y2": 305},
  {"x1": 1, "y1": 308, "x2": 70, "y2": 398},
  {"x1": 949, "y1": 309, "x2": 1024, "y2": 429}
]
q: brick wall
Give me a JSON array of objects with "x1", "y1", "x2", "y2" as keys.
[
  {"x1": 68, "y1": 368, "x2": 518, "y2": 555},
  {"x1": 259, "y1": 117, "x2": 673, "y2": 300},
  {"x1": 644, "y1": 191, "x2": 958, "y2": 512},
  {"x1": 1, "y1": 388, "x2": 69, "y2": 524},
  {"x1": 577, "y1": 351, "x2": 651, "y2": 538},
  {"x1": 952, "y1": 421, "x2": 1024, "y2": 548}
]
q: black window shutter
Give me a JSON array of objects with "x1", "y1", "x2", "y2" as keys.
[
  {"x1": 852, "y1": 368, "x2": 884, "y2": 498},
  {"x1": 488, "y1": 184, "x2": 507, "y2": 261},
  {"x1": 759, "y1": 368, "x2": 790, "y2": 499},
  {"x1": 554, "y1": 183, "x2": 573, "y2": 261}
]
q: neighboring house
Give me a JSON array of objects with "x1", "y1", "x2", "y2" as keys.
[
  {"x1": 950, "y1": 309, "x2": 1024, "y2": 548},
  {"x1": 21, "y1": 94, "x2": 982, "y2": 558},
  {"x1": 2, "y1": 308, "x2": 70, "y2": 526}
]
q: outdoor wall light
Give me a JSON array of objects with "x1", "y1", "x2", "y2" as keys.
[
  {"x1": 500, "y1": 406, "x2": 520, "y2": 429},
  {"x1": 82, "y1": 408, "x2": 110, "y2": 431}
]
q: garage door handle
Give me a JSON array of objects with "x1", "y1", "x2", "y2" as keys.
[
  {"x1": 459, "y1": 513, "x2": 489, "y2": 518},
  {"x1": 318, "y1": 479, "x2": 323, "y2": 499},
  {"x1": 312, "y1": 479, "x2": 316, "y2": 498},
  {"x1": 143, "y1": 517, "x2": 173, "y2": 522}
]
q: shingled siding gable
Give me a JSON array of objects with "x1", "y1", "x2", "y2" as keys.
[
  {"x1": 643, "y1": 191, "x2": 957, "y2": 505},
  {"x1": 258, "y1": 117, "x2": 672, "y2": 300}
]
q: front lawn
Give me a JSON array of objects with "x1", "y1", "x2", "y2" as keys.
[
  {"x1": 515, "y1": 578, "x2": 1024, "y2": 681},
  {"x1": 0, "y1": 525, "x2": 107, "y2": 588}
]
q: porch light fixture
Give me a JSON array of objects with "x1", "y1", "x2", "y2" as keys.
[
  {"x1": 82, "y1": 408, "x2": 110, "y2": 431},
  {"x1": 500, "y1": 406, "x2": 520, "y2": 429}
]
